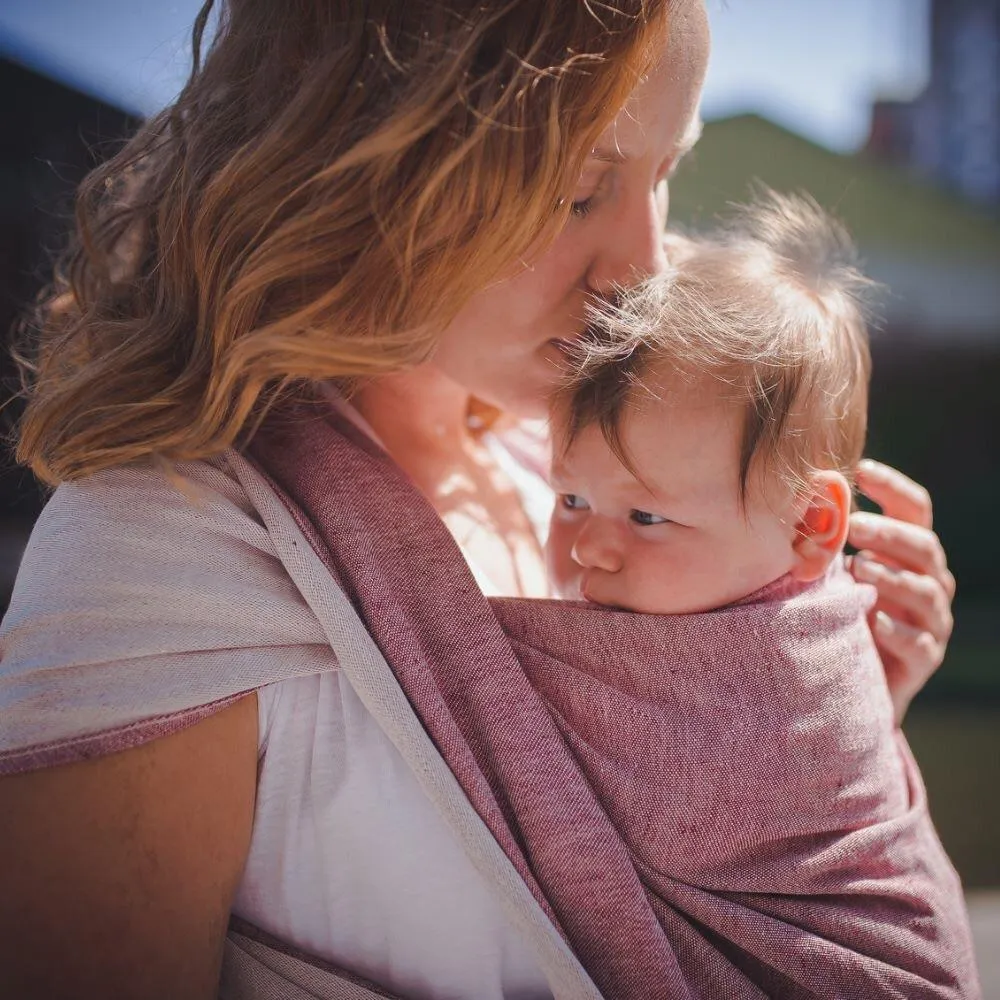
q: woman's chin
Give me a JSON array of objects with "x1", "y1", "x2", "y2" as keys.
[
  {"x1": 467, "y1": 342, "x2": 583, "y2": 419},
  {"x1": 474, "y1": 376, "x2": 558, "y2": 421},
  {"x1": 539, "y1": 337, "x2": 582, "y2": 371}
]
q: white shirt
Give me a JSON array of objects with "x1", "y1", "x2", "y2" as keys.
[{"x1": 232, "y1": 429, "x2": 557, "y2": 1000}]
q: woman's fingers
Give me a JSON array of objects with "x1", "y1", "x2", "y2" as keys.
[
  {"x1": 855, "y1": 458, "x2": 933, "y2": 529},
  {"x1": 848, "y1": 511, "x2": 952, "y2": 587},
  {"x1": 849, "y1": 547, "x2": 955, "y2": 725},
  {"x1": 851, "y1": 555, "x2": 954, "y2": 637},
  {"x1": 848, "y1": 459, "x2": 958, "y2": 723},
  {"x1": 870, "y1": 610, "x2": 946, "y2": 725}
]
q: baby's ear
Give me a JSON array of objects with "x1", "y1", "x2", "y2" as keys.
[{"x1": 790, "y1": 470, "x2": 852, "y2": 583}]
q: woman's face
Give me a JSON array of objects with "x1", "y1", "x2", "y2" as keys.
[{"x1": 429, "y1": 2, "x2": 711, "y2": 418}]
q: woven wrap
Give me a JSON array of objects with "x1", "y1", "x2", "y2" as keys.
[{"x1": 247, "y1": 404, "x2": 978, "y2": 1000}]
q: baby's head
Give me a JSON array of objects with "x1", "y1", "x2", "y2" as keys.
[{"x1": 547, "y1": 191, "x2": 874, "y2": 614}]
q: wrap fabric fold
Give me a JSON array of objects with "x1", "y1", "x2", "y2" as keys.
[
  {"x1": 0, "y1": 456, "x2": 337, "y2": 774},
  {"x1": 0, "y1": 436, "x2": 602, "y2": 999},
  {"x1": 247, "y1": 401, "x2": 979, "y2": 1000},
  {"x1": 222, "y1": 917, "x2": 405, "y2": 1000}
]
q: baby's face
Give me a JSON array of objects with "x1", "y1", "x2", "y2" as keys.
[{"x1": 547, "y1": 380, "x2": 801, "y2": 614}]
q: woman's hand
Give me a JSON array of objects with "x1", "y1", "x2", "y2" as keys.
[{"x1": 847, "y1": 459, "x2": 956, "y2": 726}]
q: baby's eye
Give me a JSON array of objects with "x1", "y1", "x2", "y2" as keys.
[
  {"x1": 630, "y1": 509, "x2": 669, "y2": 526},
  {"x1": 560, "y1": 494, "x2": 590, "y2": 511}
]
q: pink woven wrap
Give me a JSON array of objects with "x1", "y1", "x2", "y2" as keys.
[{"x1": 249, "y1": 404, "x2": 978, "y2": 1000}]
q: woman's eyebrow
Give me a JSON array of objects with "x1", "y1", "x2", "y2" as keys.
[{"x1": 590, "y1": 115, "x2": 704, "y2": 167}]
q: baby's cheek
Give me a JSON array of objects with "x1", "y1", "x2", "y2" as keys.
[
  {"x1": 545, "y1": 520, "x2": 580, "y2": 599},
  {"x1": 628, "y1": 537, "x2": 735, "y2": 615}
]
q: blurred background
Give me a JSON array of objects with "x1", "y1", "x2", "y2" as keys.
[{"x1": 1, "y1": 0, "x2": 998, "y2": 976}]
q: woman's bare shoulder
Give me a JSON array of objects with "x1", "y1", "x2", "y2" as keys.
[{"x1": 0, "y1": 689, "x2": 258, "y2": 1000}]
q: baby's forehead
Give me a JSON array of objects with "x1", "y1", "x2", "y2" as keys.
[
  {"x1": 635, "y1": 359, "x2": 731, "y2": 404},
  {"x1": 556, "y1": 384, "x2": 740, "y2": 487},
  {"x1": 619, "y1": 367, "x2": 744, "y2": 447}
]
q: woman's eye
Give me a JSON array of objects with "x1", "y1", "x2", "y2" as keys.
[
  {"x1": 570, "y1": 197, "x2": 594, "y2": 219},
  {"x1": 561, "y1": 493, "x2": 589, "y2": 511},
  {"x1": 630, "y1": 509, "x2": 668, "y2": 526}
]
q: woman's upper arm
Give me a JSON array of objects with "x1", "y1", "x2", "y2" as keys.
[{"x1": 0, "y1": 693, "x2": 258, "y2": 1000}]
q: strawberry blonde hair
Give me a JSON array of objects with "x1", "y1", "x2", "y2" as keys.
[
  {"x1": 560, "y1": 190, "x2": 876, "y2": 503},
  {"x1": 15, "y1": 0, "x2": 672, "y2": 484}
]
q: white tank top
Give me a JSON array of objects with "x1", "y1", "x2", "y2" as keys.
[{"x1": 231, "y1": 427, "x2": 557, "y2": 1000}]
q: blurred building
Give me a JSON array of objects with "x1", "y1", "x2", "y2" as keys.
[
  {"x1": 670, "y1": 113, "x2": 1000, "y2": 663},
  {"x1": 868, "y1": 0, "x2": 1000, "y2": 208},
  {"x1": 672, "y1": 113, "x2": 1000, "y2": 345}
]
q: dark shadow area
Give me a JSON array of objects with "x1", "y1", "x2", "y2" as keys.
[
  {"x1": 867, "y1": 340, "x2": 1000, "y2": 705},
  {"x1": 0, "y1": 58, "x2": 137, "y2": 606}
]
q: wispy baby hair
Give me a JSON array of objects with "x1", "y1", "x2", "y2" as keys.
[{"x1": 560, "y1": 189, "x2": 876, "y2": 503}]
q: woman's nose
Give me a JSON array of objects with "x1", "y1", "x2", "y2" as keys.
[
  {"x1": 587, "y1": 186, "x2": 669, "y2": 296},
  {"x1": 571, "y1": 518, "x2": 623, "y2": 573}
]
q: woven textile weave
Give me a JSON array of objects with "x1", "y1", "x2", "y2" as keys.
[{"x1": 245, "y1": 404, "x2": 979, "y2": 1000}]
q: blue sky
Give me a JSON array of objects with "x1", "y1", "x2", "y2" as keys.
[
  {"x1": 0, "y1": 0, "x2": 930, "y2": 152},
  {"x1": 702, "y1": 0, "x2": 930, "y2": 149}
]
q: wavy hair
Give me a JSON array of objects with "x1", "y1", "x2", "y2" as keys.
[{"x1": 14, "y1": 0, "x2": 671, "y2": 484}]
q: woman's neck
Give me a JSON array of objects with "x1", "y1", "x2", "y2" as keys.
[
  {"x1": 351, "y1": 367, "x2": 479, "y2": 465},
  {"x1": 350, "y1": 366, "x2": 549, "y2": 599}
]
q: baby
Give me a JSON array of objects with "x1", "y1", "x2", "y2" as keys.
[
  {"x1": 509, "y1": 191, "x2": 979, "y2": 995},
  {"x1": 547, "y1": 191, "x2": 870, "y2": 616}
]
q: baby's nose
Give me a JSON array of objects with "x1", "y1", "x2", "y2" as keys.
[{"x1": 571, "y1": 519, "x2": 623, "y2": 573}]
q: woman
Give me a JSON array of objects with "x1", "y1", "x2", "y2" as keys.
[{"x1": 0, "y1": 1, "x2": 958, "y2": 998}]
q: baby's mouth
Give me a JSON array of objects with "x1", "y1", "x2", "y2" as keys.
[{"x1": 579, "y1": 576, "x2": 602, "y2": 606}]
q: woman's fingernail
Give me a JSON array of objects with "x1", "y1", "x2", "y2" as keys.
[
  {"x1": 875, "y1": 610, "x2": 895, "y2": 635},
  {"x1": 859, "y1": 459, "x2": 887, "y2": 478},
  {"x1": 853, "y1": 556, "x2": 877, "y2": 582},
  {"x1": 851, "y1": 512, "x2": 879, "y2": 540}
]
